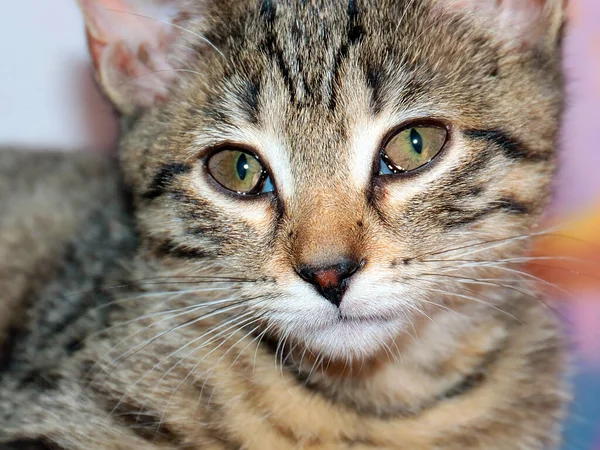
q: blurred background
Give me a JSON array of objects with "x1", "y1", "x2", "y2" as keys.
[{"x1": 0, "y1": 1, "x2": 598, "y2": 448}]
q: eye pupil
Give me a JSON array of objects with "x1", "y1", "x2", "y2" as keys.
[
  {"x1": 207, "y1": 149, "x2": 274, "y2": 196},
  {"x1": 379, "y1": 124, "x2": 447, "y2": 174},
  {"x1": 410, "y1": 128, "x2": 423, "y2": 154},
  {"x1": 236, "y1": 153, "x2": 249, "y2": 180}
]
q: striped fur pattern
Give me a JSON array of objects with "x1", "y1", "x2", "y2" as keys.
[{"x1": 0, "y1": 0, "x2": 569, "y2": 448}]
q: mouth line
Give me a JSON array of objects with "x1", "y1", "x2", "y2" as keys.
[{"x1": 337, "y1": 314, "x2": 394, "y2": 325}]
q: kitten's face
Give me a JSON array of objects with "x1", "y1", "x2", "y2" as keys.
[{"x1": 91, "y1": 0, "x2": 564, "y2": 362}]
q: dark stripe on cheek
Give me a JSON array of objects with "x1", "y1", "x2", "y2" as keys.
[
  {"x1": 464, "y1": 129, "x2": 547, "y2": 161},
  {"x1": 1, "y1": 439, "x2": 65, "y2": 449},
  {"x1": 18, "y1": 369, "x2": 61, "y2": 391},
  {"x1": 438, "y1": 206, "x2": 496, "y2": 229},
  {"x1": 0, "y1": 325, "x2": 19, "y2": 370},
  {"x1": 105, "y1": 398, "x2": 184, "y2": 445},
  {"x1": 440, "y1": 197, "x2": 531, "y2": 230},
  {"x1": 150, "y1": 239, "x2": 214, "y2": 259},
  {"x1": 497, "y1": 197, "x2": 531, "y2": 215},
  {"x1": 143, "y1": 162, "x2": 192, "y2": 200},
  {"x1": 441, "y1": 372, "x2": 486, "y2": 399}
]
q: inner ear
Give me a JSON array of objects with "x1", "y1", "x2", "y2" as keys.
[
  {"x1": 77, "y1": 0, "x2": 196, "y2": 114},
  {"x1": 436, "y1": 0, "x2": 566, "y2": 52}
]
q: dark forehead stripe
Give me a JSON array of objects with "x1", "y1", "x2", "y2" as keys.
[
  {"x1": 238, "y1": 77, "x2": 262, "y2": 125},
  {"x1": 259, "y1": 0, "x2": 276, "y2": 23},
  {"x1": 346, "y1": 0, "x2": 363, "y2": 43},
  {"x1": 348, "y1": 0, "x2": 358, "y2": 17},
  {"x1": 255, "y1": 0, "x2": 367, "y2": 110},
  {"x1": 465, "y1": 129, "x2": 549, "y2": 161},
  {"x1": 328, "y1": 0, "x2": 365, "y2": 111},
  {"x1": 260, "y1": 5, "x2": 299, "y2": 104},
  {"x1": 216, "y1": 70, "x2": 263, "y2": 126},
  {"x1": 365, "y1": 63, "x2": 387, "y2": 115}
]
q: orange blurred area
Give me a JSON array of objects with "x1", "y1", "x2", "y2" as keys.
[{"x1": 527, "y1": 208, "x2": 600, "y2": 295}]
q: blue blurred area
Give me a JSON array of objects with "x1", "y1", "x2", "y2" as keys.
[{"x1": 563, "y1": 365, "x2": 600, "y2": 450}]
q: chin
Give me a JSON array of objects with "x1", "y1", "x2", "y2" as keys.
[
  {"x1": 262, "y1": 289, "x2": 410, "y2": 363},
  {"x1": 292, "y1": 316, "x2": 406, "y2": 362}
]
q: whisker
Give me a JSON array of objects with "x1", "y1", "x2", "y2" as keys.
[
  {"x1": 423, "y1": 272, "x2": 535, "y2": 300},
  {"x1": 90, "y1": 286, "x2": 244, "y2": 317},
  {"x1": 228, "y1": 321, "x2": 274, "y2": 374},
  {"x1": 436, "y1": 261, "x2": 577, "y2": 300},
  {"x1": 134, "y1": 310, "x2": 258, "y2": 400},
  {"x1": 276, "y1": 329, "x2": 296, "y2": 394},
  {"x1": 92, "y1": 301, "x2": 250, "y2": 387},
  {"x1": 87, "y1": 294, "x2": 240, "y2": 340},
  {"x1": 193, "y1": 319, "x2": 267, "y2": 407},
  {"x1": 409, "y1": 303, "x2": 437, "y2": 325},
  {"x1": 155, "y1": 316, "x2": 265, "y2": 424},
  {"x1": 424, "y1": 272, "x2": 571, "y2": 324},
  {"x1": 109, "y1": 308, "x2": 268, "y2": 422},
  {"x1": 423, "y1": 285, "x2": 521, "y2": 322},
  {"x1": 197, "y1": 322, "x2": 272, "y2": 417},
  {"x1": 403, "y1": 222, "x2": 600, "y2": 262},
  {"x1": 41, "y1": 276, "x2": 264, "y2": 310},
  {"x1": 93, "y1": 295, "x2": 245, "y2": 363},
  {"x1": 424, "y1": 255, "x2": 600, "y2": 268},
  {"x1": 304, "y1": 351, "x2": 324, "y2": 386}
]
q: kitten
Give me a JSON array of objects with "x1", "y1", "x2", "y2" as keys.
[{"x1": 0, "y1": 0, "x2": 569, "y2": 449}]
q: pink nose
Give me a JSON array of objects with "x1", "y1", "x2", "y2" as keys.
[
  {"x1": 296, "y1": 259, "x2": 362, "y2": 306},
  {"x1": 312, "y1": 269, "x2": 342, "y2": 290}
]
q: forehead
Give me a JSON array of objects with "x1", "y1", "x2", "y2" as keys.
[
  {"x1": 193, "y1": 0, "x2": 494, "y2": 178},
  {"x1": 202, "y1": 0, "x2": 495, "y2": 118}
]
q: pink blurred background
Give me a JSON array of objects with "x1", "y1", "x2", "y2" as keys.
[
  {"x1": 0, "y1": 1, "x2": 598, "y2": 448},
  {"x1": 555, "y1": 4, "x2": 600, "y2": 447}
]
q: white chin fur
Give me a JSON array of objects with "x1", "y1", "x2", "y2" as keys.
[
  {"x1": 272, "y1": 311, "x2": 407, "y2": 362},
  {"x1": 302, "y1": 318, "x2": 406, "y2": 361},
  {"x1": 261, "y1": 281, "x2": 411, "y2": 361}
]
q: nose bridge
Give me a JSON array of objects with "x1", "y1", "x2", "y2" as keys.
[{"x1": 291, "y1": 187, "x2": 363, "y2": 267}]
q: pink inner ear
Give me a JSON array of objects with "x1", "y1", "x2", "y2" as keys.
[
  {"x1": 78, "y1": 0, "x2": 183, "y2": 112},
  {"x1": 444, "y1": 0, "x2": 547, "y2": 9},
  {"x1": 436, "y1": 0, "x2": 563, "y2": 47},
  {"x1": 79, "y1": 0, "x2": 179, "y2": 53}
]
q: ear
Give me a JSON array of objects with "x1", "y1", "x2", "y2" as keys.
[
  {"x1": 77, "y1": 0, "x2": 197, "y2": 115},
  {"x1": 438, "y1": 0, "x2": 567, "y2": 52}
]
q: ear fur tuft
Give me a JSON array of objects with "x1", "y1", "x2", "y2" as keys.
[
  {"x1": 77, "y1": 0, "x2": 199, "y2": 114},
  {"x1": 436, "y1": 0, "x2": 567, "y2": 51}
]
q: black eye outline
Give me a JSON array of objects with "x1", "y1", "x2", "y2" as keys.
[
  {"x1": 203, "y1": 144, "x2": 275, "y2": 198},
  {"x1": 376, "y1": 119, "x2": 451, "y2": 178}
]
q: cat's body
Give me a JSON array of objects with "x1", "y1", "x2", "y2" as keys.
[{"x1": 0, "y1": 0, "x2": 569, "y2": 448}]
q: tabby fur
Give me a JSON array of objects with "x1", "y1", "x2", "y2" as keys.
[{"x1": 0, "y1": 0, "x2": 569, "y2": 448}]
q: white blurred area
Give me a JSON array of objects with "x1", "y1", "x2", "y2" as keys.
[{"x1": 0, "y1": 1, "x2": 118, "y2": 152}]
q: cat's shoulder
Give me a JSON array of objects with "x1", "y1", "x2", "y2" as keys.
[
  {"x1": 0, "y1": 149, "x2": 136, "y2": 368},
  {"x1": 0, "y1": 148, "x2": 119, "y2": 196}
]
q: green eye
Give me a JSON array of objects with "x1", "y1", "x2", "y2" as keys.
[
  {"x1": 380, "y1": 125, "x2": 448, "y2": 174},
  {"x1": 207, "y1": 149, "x2": 267, "y2": 194}
]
